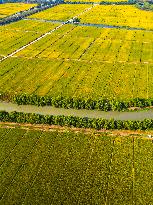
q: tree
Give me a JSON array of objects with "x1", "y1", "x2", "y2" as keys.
[{"x1": 73, "y1": 18, "x2": 80, "y2": 24}]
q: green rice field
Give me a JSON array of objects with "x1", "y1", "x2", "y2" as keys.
[{"x1": 0, "y1": 126, "x2": 152, "y2": 204}]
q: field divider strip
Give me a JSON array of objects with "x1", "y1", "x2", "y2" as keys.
[
  {"x1": 14, "y1": 54, "x2": 151, "y2": 65},
  {"x1": 0, "y1": 4, "x2": 97, "y2": 63}
]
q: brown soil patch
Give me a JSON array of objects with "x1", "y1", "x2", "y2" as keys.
[{"x1": 0, "y1": 122, "x2": 153, "y2": 139}]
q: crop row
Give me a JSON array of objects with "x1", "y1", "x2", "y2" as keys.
[{"x1": 0, "y1": 128, "x2": 42, "y2": 203}]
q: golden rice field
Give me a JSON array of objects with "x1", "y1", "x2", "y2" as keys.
[
  {"x1": 0, "y1": 3, "x2": 36, "y2": 19},
  {"x1": 15, "y1": 24, "x2": 153, "y2": 63},
  {"x1": 0, "y1": 4, "x2": 153, "y2": 102},
  {"x1": 28, "y1": 4, "x2": 91, "y2": 21},
  {"x1": 1, "y1": 57, "x2": 153, "y2": 100},
  {"x1": 79, "y1": 5, "x2": 153, "y2": 30},
  {"x1": 27, "y1": 5, "x2": 153, "y2": 30},
  {"x1": 0, "y1": 20, "x2": 153, "y2": 100},
  {"x1": 0, "y1": 20, "x2": 59, "y2": 56}
]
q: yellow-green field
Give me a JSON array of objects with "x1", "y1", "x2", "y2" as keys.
[
  {"x1": 0, "y1": 22, "x2": 153, "y2": 100},
  {"x1": 15, "y1": 24, "x2": 153, "y2": 63},
  {"x1": 28, "y1": 5, "x2": 153, "y2": 30},
  {"x1": 79, "y1": 5, "x2": 153, "y2": 30},
  {"x1": 28, "y1": 4, "x2": 91, "y2": 21},
  {"x1": 1, "y1": 57, "x2": 153, "y2": 100},
  {"x1": 0, "y1": 3, "x2": 36, "y2": 19},
  {"x1": 0, "y1": 20, "x2": 59, "y2": 56},
  {"x1": 0, "y1": 4, "x2": 153, "y2": 103}
]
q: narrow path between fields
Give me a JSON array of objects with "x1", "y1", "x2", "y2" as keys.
[
  {"x1": 26, "y1": 18, "x2": 153, "y2": 32},
  {"x1": 0, "y1": 4, "x2": 98, "y2": 63},
  {"x1": 0, "y1": 102, "x2": 153, "y2": 120}
]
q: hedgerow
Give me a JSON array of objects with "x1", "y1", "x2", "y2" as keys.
[
  {"x1": 0, "y1": 111, "x2": 153, "y2": 130},
  {"x1": 9, "y1": 93, "x2": 153, "y2": 111}
]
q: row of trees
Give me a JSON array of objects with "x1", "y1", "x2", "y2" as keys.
[
  {"x1": 0, "y1": 3, "x2": 57, "y2": 25},
  {"x1": 64, "y1": 1, "x2": 135, "y2": 5},
  {"x1": 9, "y1": 93, "x2": 153, "y2": 111},
  {"x1": 0, "y1": 111, "x2": 153, "y2": 130},
  {"x1": 136, "y1": 2, "x2": 153, "y2": 11},
  {"x1": 100, "y1": 1, "x2": 135, "y2": 4}
]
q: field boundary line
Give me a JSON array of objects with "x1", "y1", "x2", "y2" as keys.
[
  {"x1": 0, "y1": 4, "x2": 97, "y2": 63},
  {"x1": 25, "y1": 17, "x2": 153, "y2": 32},
  {"x1": 11, "y1": 55, "x2": 153, "y2": 65}
]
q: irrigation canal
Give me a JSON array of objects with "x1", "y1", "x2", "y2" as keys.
[
  {"x1": 0, "y1": 102, "x2": 153, "y2": 121},
  {"x1": 26, "y1": 18, "x2": 153, "y2": 32}
]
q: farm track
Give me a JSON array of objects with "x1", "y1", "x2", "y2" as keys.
[
  {"x1": 0, "y1": 24, "x2": 65, "y2": 62},
  {"x1": 0, "y1": 102, "x2": 153, "y2": 120},
  {"x1": 0, "y1": 4, "x2": 97, "y2": 63}
]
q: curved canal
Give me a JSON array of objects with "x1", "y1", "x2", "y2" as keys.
[{"x1": 0, "y1": 102, "x2": 153, "y2": 121}]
